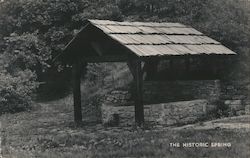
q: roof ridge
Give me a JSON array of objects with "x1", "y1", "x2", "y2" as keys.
[
  {"x1": 88, "y1": 19, "x2": 187, "y2": 28},
  {"x1": 124, "y1": 43, "x2": 222, "y2": 46},
  {"x1": 107, "y1": 33, "x2": 204, "y2": 35}
]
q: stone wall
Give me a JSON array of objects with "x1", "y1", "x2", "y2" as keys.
[
  {"x1": 142, "y1": 80, "x2": 221, "y2": 104},
  {"x1": 220, "y1": 80, "x2": 250, "y2": 115},
  {"x1": 101, "y1": 100, "x2": 216, "y2": 126},
  {"x1": 103, "y1": 80, "x2": 221, "y2": 105},
  {"x1": 103, "y1": 90, "x2": 132, "y2": 106},
  {"x1": 102, "y1": 79, "x2": 250, "y2": 125}
]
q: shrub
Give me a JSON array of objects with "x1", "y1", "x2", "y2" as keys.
[
  {"x1": 0, "y1": 70, "x2": 38, "y2": 114},
  {"x1": 0, "y1": 31, "x2": 46, "y2": 114}
]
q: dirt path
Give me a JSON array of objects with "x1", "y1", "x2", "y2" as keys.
[{"x1": 1, "y1": 100, "x2": 250, "y2": 158}]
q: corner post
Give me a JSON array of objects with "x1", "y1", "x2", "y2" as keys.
[
  {"x1": 72, "y1": 60, "x2": 83, "y2": 124},
  {"x1": 134, "y1": 59, "x2": 144, "y2": 127}
]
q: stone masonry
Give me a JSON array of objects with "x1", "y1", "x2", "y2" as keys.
[
  {"x1": 101, "y1": 99, "x2": 216, "y2": 126},
  {"x1": 101, "y1": 80, "x2": 249, "y2": 126},
  {"x1": 103, "y1": 80, "x2": 221, "y2": 105}
]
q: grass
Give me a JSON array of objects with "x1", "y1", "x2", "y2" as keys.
[
  {"x1": 1, "y1": 96, "x2": 250, "y2": 158},
  {"x1": 2, "y1": 127, "x2": 250, "y2": 158}
]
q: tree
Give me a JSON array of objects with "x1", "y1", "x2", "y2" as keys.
[{"x1": 0, "y1": 0, "x2": 122, "y2": 111}]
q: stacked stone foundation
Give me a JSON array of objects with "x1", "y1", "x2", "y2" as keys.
[{"x1": 101, "y1": 80, "x2": 250, "y2": 126}]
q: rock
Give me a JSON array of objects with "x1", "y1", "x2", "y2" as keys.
[
  {"x1": 50, "y1": 129, "x2": 59, "y2": 133},
  {"x1": 245, "y1": 105, "x2": 250, "y2": 115},
  {"x1": 206, "y1": 104, "x2": 217, "y2": 113},
  {"x1": 224, "y1": 100, "x2": 242, "y2": 105},
  {"x1": 165, "y1": 119, "x2": 177, "y2": 125},
  {"x1": 101, "y1": 104, "x2": 120, "y2": 126},
  {"x1": 236, "y1": 110, "x2": 245, "y2": 116},
  {"x1": 229, "y1": 104, "x2": 244, "y2": 111},
  {"x1": 232, "y1": 95, "x2": 246, "y2": 100},
  {"x1": 224, "y1": 100, "x2": 243, "y2": 111}
]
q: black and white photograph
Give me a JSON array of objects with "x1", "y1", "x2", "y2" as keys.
[{"x1": 0, "y1": 0, "x2": 250, "y2": 157}]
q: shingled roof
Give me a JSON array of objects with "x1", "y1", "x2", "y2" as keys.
[
  {"x1": 63, "y1": 19, "x2": 236, "y2": 61},
  {"x1": 87, "y1": 19, "x2": 236, "y2": 57}
]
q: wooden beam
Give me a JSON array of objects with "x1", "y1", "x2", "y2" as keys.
[
  {"x1": 134, "y1": 59, "x2": 144, "y2": 127},
  {"x1": 72, "y1": 60, "x2": 83, "y2": 124}
]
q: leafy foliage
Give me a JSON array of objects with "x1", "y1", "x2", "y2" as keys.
[
  {"x1": 0, "y1": 0, "x2": 123, "y2": 112},
  {"x1": 3, "y1": 32, "x2": 51, "y2": 73},
  {"x1": 0, "y1": 31, "x2": 48, "y2": 113},
  {"x1": 0, "y1": 70, "x2": 38, "y2": 114}
]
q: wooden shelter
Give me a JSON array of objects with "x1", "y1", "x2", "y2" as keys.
[{"x1": 62, "y1": 19, "x2": 236, "y2": 126}]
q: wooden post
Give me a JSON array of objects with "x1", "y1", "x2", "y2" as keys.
[
  {"x1": 72, "y1": 60, "x2": 82, "y2": 124},
  {"x1": 134, "y1": 59, "x2": 144, "y2": 127}
]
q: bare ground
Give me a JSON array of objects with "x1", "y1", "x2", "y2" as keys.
[{"x1": 1, "y1": 98, "x2": 250, "y2": 158}]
